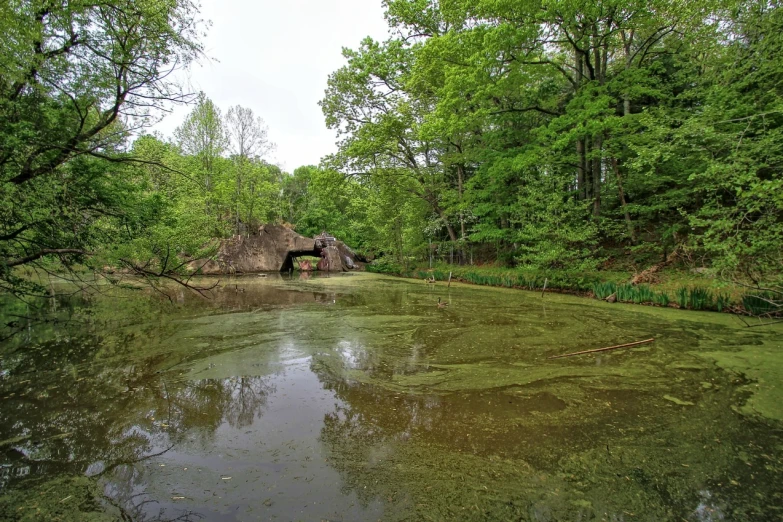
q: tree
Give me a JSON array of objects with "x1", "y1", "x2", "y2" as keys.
[
  {"x1": 225, "y1": 105, "x2": 274, "y2": 159},
  {"x1": 224, "y1": 105, "x2": 275, "y2": 232},
  {"x1": 174, "y1": 93, "x2": 227, "y2": 194},
  {"x1": 0, "y1": 0, "x2": 206, "y2": 297},
  {"x1": 320, "y1": 37, "x2": 467, "y2": 261}
]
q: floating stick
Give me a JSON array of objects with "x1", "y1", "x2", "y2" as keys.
[{"x1": 547, "y1": 338, "x2": 655, "y2": 360}]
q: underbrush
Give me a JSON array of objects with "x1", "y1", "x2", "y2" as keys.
[{"x1": 368, "y1": 260, "x2": 780, "y2": 316}]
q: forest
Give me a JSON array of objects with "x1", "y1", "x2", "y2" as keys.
[{"x1": 1, "y1": 0, "x2": 781, "y2": 299}]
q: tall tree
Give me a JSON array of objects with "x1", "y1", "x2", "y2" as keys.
[
  {"x1": 225, "y1": 106, "x2": 273, "y2": 159},
  {"x1": 0, "y1": 0, "x2": 205, "y2": 296},
  {"x1": 174, "y1": 93, "x2": 227, "y2": 194},
  {"x1": 224, "y1": 105, "x2": 275, "y2": 232}
]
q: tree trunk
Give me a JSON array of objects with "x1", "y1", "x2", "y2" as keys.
[
  {"x1": 585, "y1": 138, "x2": 593, "y2": 201},
  {"x1": 622, "y1": 30, "x2": 634, "y2": 117},
  {"x1": 433, "y1": 201, "x2": 459, "y2": 243},
  {"x1": 457, "y1": 163, "x2": 466, "y2": 240},
  {"x1": 575, "y1": 49, "x2": 586, "y2": 200},
  {"x1": 457, "y1": 162, "x2": 467, "y2": 264},
  {"x1": 612, "y1": 157, "x2": 635, "y2": 241},
  {"x1": 592, "y1": 134, "x2": 602, "y2": 217}
]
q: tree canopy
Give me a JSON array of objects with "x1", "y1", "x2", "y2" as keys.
[
  {"x1": 320, "y1": 0, "x2": 782, "y2": 278},
  {"x1": 1, "y1": 0, "x2": 781, "y2": 302}
]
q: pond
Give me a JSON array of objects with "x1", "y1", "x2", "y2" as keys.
[{"x1": 0, "y1": 273, "x2": 782, "y2": 521}]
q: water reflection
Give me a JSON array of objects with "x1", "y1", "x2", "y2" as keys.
[{"x1": 0, "y1": 274, "x2": 781, "y2": 521}]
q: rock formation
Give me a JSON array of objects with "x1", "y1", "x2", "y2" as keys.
[{"x1": 190, "y1": 224, "x2": 361, "y2": 275}]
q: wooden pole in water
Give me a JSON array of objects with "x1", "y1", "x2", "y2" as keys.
[
  {"x1": 541, "y1": 278, "x2": 548, "y2": 298},
  {"x1": 447, "y1": 271, "x2": 453, "y2": 288},
  {"x1": 547, "y1": 338, "x2": 655, "y2": 360}
]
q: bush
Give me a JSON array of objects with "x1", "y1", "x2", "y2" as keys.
[
  {"x1": 715, "y1": 293, "x2": 731, "y2": 312},
  {"x1": 367, "y1": 258, "x2": 403, "y2": 275}
]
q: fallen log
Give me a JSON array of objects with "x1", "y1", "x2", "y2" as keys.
[{"x1": 547, "y1": 338, "x2": 655, "y2": 360}]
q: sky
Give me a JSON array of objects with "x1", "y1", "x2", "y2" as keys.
[{"x1": 153, "y1": 0, "x2": 390, "y2": 171}]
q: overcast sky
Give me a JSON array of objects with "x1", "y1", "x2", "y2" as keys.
[{"x1": 154, "y1": 0, "x2": 389, "y2": 171}]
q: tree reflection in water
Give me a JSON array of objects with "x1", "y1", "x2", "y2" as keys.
[
  {"x1": 1, "y1": 274, "x2": 783, "y2": 521},
  {"x1": 0, "y1": 287, "x2": 275, "y2": 519}
]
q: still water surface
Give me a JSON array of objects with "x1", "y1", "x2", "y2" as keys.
[{"x1": 0, "y1": 273, "x2": 782, "y2": 521}]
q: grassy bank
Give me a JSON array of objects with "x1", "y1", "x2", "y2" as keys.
[{"x1": 367, "y1": 261, "x2": 778, "y2": 315}]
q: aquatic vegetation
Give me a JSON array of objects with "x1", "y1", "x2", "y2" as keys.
[
  {"x1": 689, "y1": 288, "x2": 713, "y2": 310},
  {"x1": 676, "y1": 286, "x2": 690, "y2": 309},
  {"x1": 372, "y1": 262, "x2": 750, "y2": 316},
  {"x1": 615, "y1": 283, "x2": 637, "y2": 302},
  {"x1": 653, "y1": 292, "x2": 670, "y2": 307},
  {"x1": 634, "y1": 285, "x2": 656, "y2": 304},
  {"x1": 592, "y1": 281, "x2": 617, "y2": 300},
  {"x1": 1, "y1": 273, "x2": 782, "y2": 521},
  {"x1": 742, "y1": 291, "x2": 780, "y2": 316},
  {"x1": 715, "y1": 293, "x2": 731, "y2": 312}
]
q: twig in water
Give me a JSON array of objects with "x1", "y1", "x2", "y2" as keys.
[{"x1": 548, "y1": 338, "x2": 655, "y2": 360}]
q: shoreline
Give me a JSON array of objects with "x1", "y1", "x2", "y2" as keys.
[{"x1": 368, "y1": 264, "x2": 777, "y2": 317}]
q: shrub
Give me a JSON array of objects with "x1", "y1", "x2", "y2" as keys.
[{"x1": 367, "y1": 258, "x2": 403, "y2": 275}]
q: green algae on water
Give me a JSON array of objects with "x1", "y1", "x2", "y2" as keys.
[{"x1": 0, "y1": 273, "x2": 781, "y2": 521}]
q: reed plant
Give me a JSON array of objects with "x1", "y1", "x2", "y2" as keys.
[
  {"x1": 635, "y1": 285, "x2": 656, "y2": 304},
  {"x1": 653, "y1": 292, "x2": 670, "y2": 307},
  {"x1": 592, "y1": 281, "x2": 617, "y2": 300},
  {"x1": 714, "y1": 293, "x2": 731, "y2": 312},
  {"x1": 742, "y1": 291, "x2": 779, "y2": 316},
  {"x1": 433, "y1": 270, "x2": 448, "y2": 281},
  {"x1": 615, "y1": 284, "x2": 636, "y2": 302},
  {"x1": 676, "y1": 287, "x2": 689, "y2": 309},
  {"x1": 689, "y1": 288, "x2": 713, "y2": 310}
]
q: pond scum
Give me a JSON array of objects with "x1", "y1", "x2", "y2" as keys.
[{"x1": 0, "y1": 274, "x2": 781, "y2": 521}]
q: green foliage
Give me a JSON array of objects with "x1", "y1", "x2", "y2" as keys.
[
  {"x1": 592, "y1": 282, "x2": 617, "y2": 300},
  {"x1": 653, "y1": 292, "x2": 671, "y2": 307},
  {"x1": 676, "y1": 287, "x2": 690, "y2": 309},
  {"x1": 634, "y1": 285, "x2": 656, "y2": 304},
  {"x1": 715, "y1": 293, "x2": 731, "y2": 313},
  {"x1": 0, "y1": 0, "x2": 205, "y2": 296},
  {"x1": 742, "y1": 292, "x2": 781, "y2": 317},
  {"x1": 3, "y1": 0, "x2": 783, "y2": 306},
  {"x1": 689, "y1": 288, "x2": 713, "y2": 311},
  {"x1": 318, "y1": 0, "x2": 783, "y2": 282},
  {"x1": 366, "y1": 258, "x2": 404, "y2": 275},
  {"x1": 616, "y1": 284, "x2": 637, "y2": 303}
]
